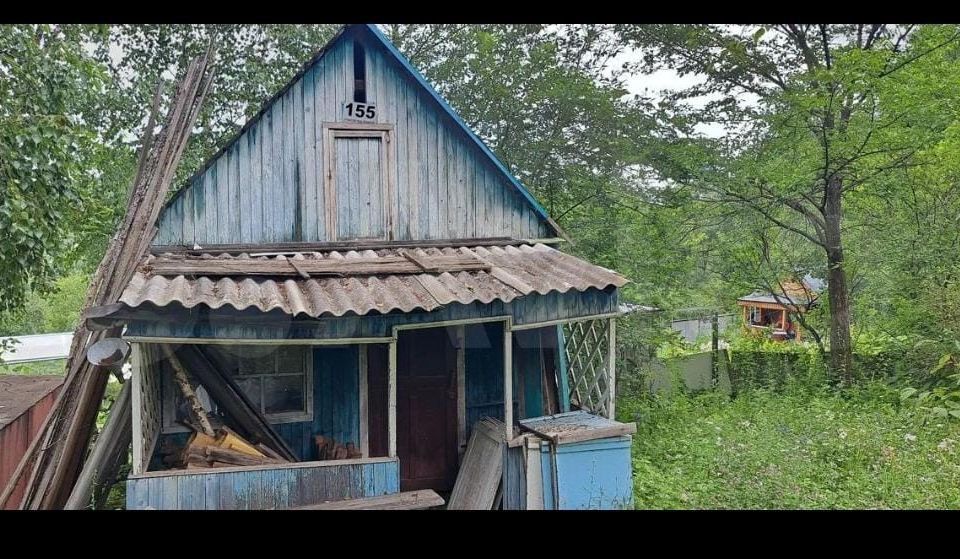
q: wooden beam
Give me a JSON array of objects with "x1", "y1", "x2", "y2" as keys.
[
  {"x1": 504, "y1": 322, "x2": 513, "y2": 442},
  {"x1": 162, "y1": 345, "x2": 215, "y2": 437},
  {"x1": 607, "y1": 318, "x2": 616, "y2": 420},
  {"x1": 456, "y1": 325, "x2": 466, "y2": 456},
  {"x1": 177, "y1": 346, "x2": 297, "y2": 461},
  {"x1": 400, "y1": 249, "x2": 440, "y2": 272},
  {"x1": 64, "y1": 381, "x2": 133, "y2": 509},
  {"x1": 288, "y1": 489, "x2": 444, "y2": 510},
  {"x1": 145, "y1": 254, "x2": 489, "y2": 277},
  {"x1": 130, "y1": 344, "x2": 144, "y2": 475},
  {"x1": 522, "y1": 422, "x2": 637, "y2": 445},
  {"x1": 151, "y1": 237, "x2": 519, "y2": 255},
  {"x1": 388, "y1": 337, "x2": 397, "y2": 458},
  {"x1": 358, "y1": 346, "x2": 369, "y2": 458}
]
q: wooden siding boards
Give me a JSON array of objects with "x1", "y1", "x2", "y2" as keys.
[
  {"x1": 154, "y1": 26, "x2": 553, "y2": 247},
  {"x1": 127, "y1": 458, "x2": 399, "y2": 510}
]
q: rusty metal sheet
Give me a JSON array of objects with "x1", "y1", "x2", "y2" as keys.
[{"x1": 118, "y1": 244, "x2": 628, "y2": 318}]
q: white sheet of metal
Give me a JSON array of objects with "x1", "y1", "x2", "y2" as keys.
[{"x1": 0, "y1": 332, "x2": 73, "y2": 363}]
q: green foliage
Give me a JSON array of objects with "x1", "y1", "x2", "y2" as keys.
[
  {"x1": 0, "y1": 25, "x2": 107, "y2": 313},
  {"x1": 0, "y1": 273, "x2": 88, "y2": 336},
  {"x1": 620, "y1": 383, "x2": 960, "y2": 509},
  {"x1": 0, "y1": 358, "x2": 65, "y2": 375},
  {"x1": 898, "y1": 341, "x2": 960, "y2": 423}
]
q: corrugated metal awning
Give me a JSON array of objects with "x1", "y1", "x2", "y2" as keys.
[{"x1": 118, "y1": 244, "x2": 628, "y2": 318}]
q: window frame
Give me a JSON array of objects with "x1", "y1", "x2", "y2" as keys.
[{"x1": 161, "y1": 345, "x2": 314, "y2": 434}]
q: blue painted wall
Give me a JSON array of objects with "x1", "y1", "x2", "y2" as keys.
[
  {"x1": 539, "y1": 436, "x2": 633, "y2": 510},
  {"x1": 154, "y1": 26, "x2": 552, "y2": 246},
  {"x1": 127, "y1": 457, "x2": 399, "y2": 510}
]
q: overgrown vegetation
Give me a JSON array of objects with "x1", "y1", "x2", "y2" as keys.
[{"x1": 620, "y1": 383, "x2": 960, "y2": 509}]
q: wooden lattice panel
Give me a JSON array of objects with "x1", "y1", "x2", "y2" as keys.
[
  {"x1": 562, "y1": 319, "x2": 614, "y2": 418},
  {"x1": 133, "y1": 344, "x2": 162, "y2": 474}
]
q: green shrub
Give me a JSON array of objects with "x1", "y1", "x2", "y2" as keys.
[{"x1": 620, "y1": 382, "x2": 960, "y2": 509}]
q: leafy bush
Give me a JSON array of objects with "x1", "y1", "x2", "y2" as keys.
[{"x1": 619, "y1": 383, "x2": 960, "y2": 509}]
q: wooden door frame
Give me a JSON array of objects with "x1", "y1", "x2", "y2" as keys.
[
  {"x1": 322, "y1": 122, "x2": 396, "y2": 241},
  {"x1": 386, "y1": 317, "x2": 514, "y2": 459}
]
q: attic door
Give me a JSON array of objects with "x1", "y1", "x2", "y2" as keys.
[{"x1": 325, "y1": 126, "x2": 394, "y2": 241}]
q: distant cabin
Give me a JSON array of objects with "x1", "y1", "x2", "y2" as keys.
[
  {"x1": 737, "y1": 278, "x2": 822, "y2": 342},
  {"x1": 101, "y1": 24, "x2": 635, "y2": 510}
]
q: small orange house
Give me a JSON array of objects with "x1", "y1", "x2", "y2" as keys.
[{"x1": 737, "y1": 279, "x2": 821, "y2": 342}]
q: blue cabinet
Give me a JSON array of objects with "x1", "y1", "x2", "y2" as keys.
[{"x1": 506, "y1": 411, "x2": 635, "y2": 510}]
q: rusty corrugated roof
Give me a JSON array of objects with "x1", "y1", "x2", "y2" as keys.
[
  {"x1": 0, "y1": 375, "x2": 64, "y2": 429},
  {"x1": 118, "y1": 244, "x2": 627, "y2": 318}
]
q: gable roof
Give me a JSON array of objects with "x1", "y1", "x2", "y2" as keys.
[{"x1": 162, "y1": 23, "x2": 564, "y2": 239}]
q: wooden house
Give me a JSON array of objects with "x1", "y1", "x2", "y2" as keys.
[
  {"x1": 98, "y1": 24, "x2": 631, "y2": 509},
  {"x1": 737, "y1": 278, "x2": 821, "y2": 342}
]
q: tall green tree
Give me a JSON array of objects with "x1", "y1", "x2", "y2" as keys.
[
  {"x1": 0, "y1": 25, "x2": 107, "y2": 313},
  {"x1": 620, "y1": 24, "x2": 960, "y2": 383}
]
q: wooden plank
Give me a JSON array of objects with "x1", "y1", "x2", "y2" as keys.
[
  {"x1": 146, "y1": 254, "x2": 489, "y2": 277},
  {"x1": 607, "y1": 318, "x2": 616, "y2": 419},
  {"x1": 131, "y1": 345, "x2": 144, "y2": 475},
  {"x1": 289, "y1": 489, "x2": 443, "y2": 510},
  {"x1": 456, "y1": 325, "x2": 466, "y2": 456},
  {"x1": 447, "y1": 418, "x2": 506, "y2": 510},
  {"x1": 388, "y1": 338, "x2": 397, "y2": 458},
  {"x1": 399, "y1": 249, "x2": 440, "y2": 272},
  {"x1": 359, "y1": 346, "x2": 369, "y2": 457},
  {"x1": 551, "y1": 423, "x2": 636, "y2": 445},
  {"x1": 152, "y1": 237, "x2": 516, "y2": 254},
  {"x1": 504, "y1": 325, "x2": 513, "y2": 441}
]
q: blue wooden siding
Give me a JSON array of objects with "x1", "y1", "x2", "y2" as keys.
[
  {"x1": 313, "y1": 345, "x2": 360, "y2": 453},
  {"x1": 155, "y1": 30, "x2": 550, "y2": 246},
  {"x1": 514, "y1": 329, "x2": 546, "y2": 419},
  {"x1": 502, "y1": 435, "x2": 636, "y2": 510},
  {"x1": 462, "y1": 324, "x2": 558, "y2": 440},
  {"x1": 125, "y1": 287, "x2": 618, "y2": 341},
  {"x1": 126, "y1": 457, "x2": 399, "y2": 510},
  {"x1": 464, "y1": 322, "x2": 508, "y2": 437},
  {"x1": 551, "y1": 436, "x2": 634, "y2": 510}
]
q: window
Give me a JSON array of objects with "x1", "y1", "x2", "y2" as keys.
[
  {"x1": 162, "y1": 345, "x2": 313, "y2": 433},
  {"x1": 353, "y1": 41, "x2": 366, "y2": 103}
]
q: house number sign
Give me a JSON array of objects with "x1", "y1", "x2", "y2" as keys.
[{"x1": 343, "y1": 102, "x2": 377, "y2": 120}]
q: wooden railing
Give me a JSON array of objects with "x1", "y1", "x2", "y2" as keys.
[{"x1": 126, "y1": 456, "x2": 399, "y2": 510}]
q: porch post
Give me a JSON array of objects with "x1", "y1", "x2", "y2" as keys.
[
  {"x1": 131, "y1": 343, "x2": 144, "y2": 474},
  {"x1": 388, "y1": 335, "x2": 397, "y2": 458},
  {"x1": 503, "y1": 319, "x2": 513, "y2": 441},
  {"x1": 607, "y1": 317, "x2": 616, "y2": 419}
]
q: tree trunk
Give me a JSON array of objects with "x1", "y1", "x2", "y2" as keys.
[{"x1": 824, "y1": 177, "x2": 854, "y2": 385}]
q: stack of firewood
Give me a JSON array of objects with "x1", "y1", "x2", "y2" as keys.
[
  {"x1": 184, "y1": 428, "x2": 287, "y2": 469},
  {"x1": 314, "y1": 435, "x2": 362, "y2": 461}
]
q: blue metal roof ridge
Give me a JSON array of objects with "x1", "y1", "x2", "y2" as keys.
[{"x1": 362, "y1": 24, "x2": 565, "y2": 239}]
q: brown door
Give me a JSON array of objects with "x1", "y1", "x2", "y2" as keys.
[{"x1": 396, "y1": 327, "x2": 459, "y2": 492}]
